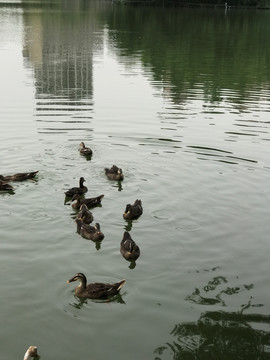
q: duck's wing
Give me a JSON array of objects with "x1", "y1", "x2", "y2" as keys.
[
  {"x1": 86, "y1": 282, "x2": 113, "y2": 298},
  {"x1": 65, "y1": 187, "x2": 80, "y2": 197},
  {"x1": 132, "y1": 204, "x2": 143, "y2": 217},
  {"x1": 84, "y1": 194, "x2": 104, "y2": 207},
  {"x1": 121, "y1": 238, "x2": 135, "y2": 253}
]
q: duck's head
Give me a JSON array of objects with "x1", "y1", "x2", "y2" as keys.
[
  {"x1": 67, "y1": 272, "x2": 86, "y2": 284},
  {"x1": 80, "y1": 142, "x2": 85, "y2": 148},
  {"x1": 124, "y1": 204, "x2": 131, "y2": 213},
  {"x1": 79, "y1": 177, "x2": 85, "y2": 184},
  {"x1": 94, "y1": 223, "x2": 102, "y2": 233}
]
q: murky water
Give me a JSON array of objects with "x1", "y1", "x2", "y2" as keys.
[{"x1": 1, "y1": 1, "x2": 270, "y2": 359}]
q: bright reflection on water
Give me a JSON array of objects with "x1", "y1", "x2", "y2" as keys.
[{"x1": 1, "y1": 1, "x2": 270, "y2": 359}]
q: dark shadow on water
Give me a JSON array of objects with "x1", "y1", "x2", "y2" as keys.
[
  {"x1": 124, "y1": 220, "x2": 133, "y2": 232},
  {"x1": 114, "y1": 181, "x2": 123, "y2": 192},
  {"x1": 128, "y1": 260, "x2": 137, "y2": 269},
  {"x1": 154, "y1": 310, "x2": 270, "y2": 360},
  {"x1": 0, "y1": 190, "x2": 15, "y2": 196},
  {"x1": 80, "y1": 153, "x2": 92, "y2": 161},
  {"x1": 70, "y1": 293, "x2": 126, "y2": 309}
]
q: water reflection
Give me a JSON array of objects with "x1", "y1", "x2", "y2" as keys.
[
  {"x1": 186, "y1": 274, "x2": 254, "y2": 307},
  {"x1": 22, "y1": 0, "x2": 103, "y2": 137},
  {"x1": 70, "y1": 292, "x2": 125, "y2": 309},
  {"x1": 154, "y1": 311, "x2": 270, "y2": 360}
]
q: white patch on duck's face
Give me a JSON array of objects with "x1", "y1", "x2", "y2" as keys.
[{"x1": 76, "y1": 278, "x2": 83, "y2": 287}]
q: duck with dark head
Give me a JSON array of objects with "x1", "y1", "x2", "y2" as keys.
[
  {"x1": 123, "y1": 199, "x2": 143, "y2": 220},
  {"x1": 65, "y1": 177, "x2": 88, "y2": 197},
  {"x1": 79, "y1": 142, "x2": 92, "y2": 157},
  {"x1": 67, "y1": 273, "x2": 126, "y2": 299},
  {"x1": 120, "y1": 231, "x2": 140, "y2": 261},
  {"x1": 104, "y1": 165, "x2": 124, "y2": 181},
  {"x1": 76, "y1": 220, "x2": 104, "y2": 242},
  {"x1": 75, "y1": 204, "x2": 94, "y2": 224}
]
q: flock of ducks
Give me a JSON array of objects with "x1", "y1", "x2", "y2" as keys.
[
  {"x1": 1, "y1": 142, "x2": 143, "y2": 359},
  {"x1": 65, "y1": 142, "x2": 143, "y2": 302}
]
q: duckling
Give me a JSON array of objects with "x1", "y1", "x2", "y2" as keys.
[
  {"x1": 0, "y1": 181, "x2": 14, "y2": 191},
  {"x1": 0, "y1": 171, "x2": 38, "y2": 182},
  {"x1": 71, "y1": 193, "x2": 104, "y2": 210},
  {"x1": 76, "y1": 219, "x2": 104, "y2": 241},
  {"x1": 23, "y1": 346, "x2": 39, "y2": 360},
  {"x1": 75, "y1": 204, "x2": 94, "y2": 224},
  {"x1": 79, "y1": 142, "x2": 92, "y2": 156},
  {"x1": 120, "y1": 231, "x2": 140, "y2": 261},
  {"x1": 104, "y1": 165, "x2": 124, "y2": 181},
  {"x1": 67, "y1": 272, "x2": 126, "y2": 299},
  {"x1": 123, "y1": 199, "x2": 143, "y2": 220},
  {"x1": 65, "y1": 177, "x2": 88, "y2": 197}
]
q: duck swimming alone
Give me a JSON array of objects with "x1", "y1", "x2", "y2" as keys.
[
  {"x1": 123, "y1": 199, "x2": 143, "y2": 220},
  {"x1": 67, "y1": 272, "x2": 126, "y2": 299},
  {"x1": 65, "y1": 177, "x2": 88, "y2": 197},
  {"x1": 0, "y1": 171, "x2": 38, "y2": 182},
  {"x1": 75, "y1": 204, "x2": 94, "y2": 224},
  {"x1": 79, "y1": 142, "x2": 92, "y2": 156},
  {"x1": 76, "y1": 219, "x2": 104, "y2": 241},
  {"x1": 23, "y1": 346, "x2": 39, "y2": 360},
  {"x1": 71, "y1": 193, "x2": 104, "y2": 210},
  {"x1": 120, "y1": 231, "x2": 140, "y2": 261},
  {"x1": 104, "y1": 165, "x2": 124, "y2": 181}
]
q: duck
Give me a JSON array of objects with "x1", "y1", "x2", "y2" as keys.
[
  {"x1": 76, "y1": 220, "x2": 104, "y2": 241},
  {"x1": 123, "y1": 199, "x2": 143, "y2": 220},
  {"x1": 0, "y1": 171, "x2": 38, "y2": 182},
  {"x1": 71, "y1": 193, "x2": 104, "y2": 210},
  {"x1": 23, "y1": 346, "x2": 39, "y2": 360},
  {"x1": 65, "y1": 177, "x2": 88, "y2": 197},
  {"x1": 0, "y1": 181, "x2": 14, "y2": 191},
  {"x1": 104, "y1": 165, "x2": 124, "y2": 181},
  {"x1": 120, "y1": 231, "x2": 140, "y2": 261},
  {"x1": 79, "y1": 142, "x2": 92, "y2": 156},
  {"x1": 67, "y1": 272, "x2": 126, "y2": 299},
  {"x1": 75, "y1": 204, "x2": 94, "y2": 224}
]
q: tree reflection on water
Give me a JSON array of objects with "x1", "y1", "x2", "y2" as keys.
[{"x1": 154, "y1": 310, "x2": 270, "y2": 360}]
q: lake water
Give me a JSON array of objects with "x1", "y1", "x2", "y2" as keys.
[{"x1": 1, "y1": 1, "x2": 270, "y2": 359}]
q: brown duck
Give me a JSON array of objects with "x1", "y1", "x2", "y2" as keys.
[
  {"x1": 79, "y1": 142, "x2": 92, "y2": 156},
  {"x1": 75, "y1": 204, "x2": 94, "y2": 224},
  {"x1": 120, "y1": 231, "x2": 140, "y2": 261},
  {"x1": 123, "y1": 199, "x2": 143, "y2": 220},
  {"x1": 67, "y1": 272, "x2": 126, "y2": 299},
  {"x1": 76, "y1": 219, "x2": 104, "y2": 241},
  {"x1": 71, "y1": 193, "x2": 104, "y2": 210},
  {"x1": 104, "y1": 165, "x2": 124, "y2": 181},
  {"x1": 0, "y1": 171, "x2": 38, "y2": 182},
  {"x1": 65, "y1": 177, "x2": 88, "y2": 197}
]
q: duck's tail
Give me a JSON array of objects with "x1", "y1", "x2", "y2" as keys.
[{"x1": 116, "y1": 279, "x2": 126, "y2": 290}]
